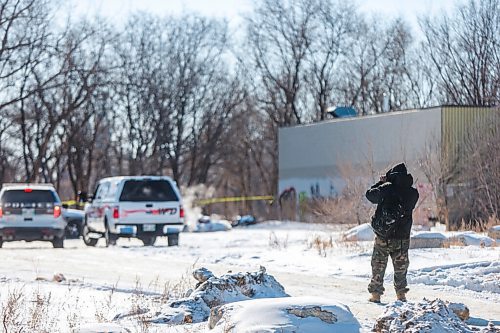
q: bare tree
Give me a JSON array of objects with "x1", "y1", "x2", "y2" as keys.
[
  {"x1": 0, "y1": 0, "x2": 51, "y2": 111},
  {"x1": 420, "y1": 0, "x2": 500, "y2": 106},
  {"x1": 306, "y1": 0, "x2": 356, "y2": 120},
  {"x1": 163, "y1": 15, "x2": 230, "y2": 184},
  {"x1": 114, "y1": 14, "x2": 162, "y2": 175},
  {"x1": 114, "y1": 14, "x2": 234, "y2": 186},
  {"x1": 245, "y1": 0, "x2": 318, "y2": 126},
  {"x1": 185, "y1": 75, "x2": 247, "y2": 186},
  {"x1": 336, "y1": 17, "x2": 416, "y2": 115},
  {"x1": 216, "y1": 95, "x2": 277, "y2": 215},
  {"x1": 11, "y1": 18, "x2": 111, "y2": 185}
]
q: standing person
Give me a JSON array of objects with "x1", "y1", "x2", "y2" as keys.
[
  {"x1": 366, "y1": 163, "x2": 419, "y2": 303},
  {"x1": 279, "y1": 187, "x2": 297, "y2": 221}
]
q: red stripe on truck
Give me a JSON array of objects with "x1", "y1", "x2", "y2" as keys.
[{"x1": 121, "y1": 208, "x2": 177, "y2": 217}]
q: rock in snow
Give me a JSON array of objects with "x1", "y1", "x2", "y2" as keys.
[
  {"x1": 373, "y1": 298, "x2": 497, "y2": 333},
  {"x1": 98, "y1": 267, "x2": 359, "y2": 331},
  {"x1": 163, "y1": 266, "x2": 289, "y2": 324},
  {"x1": 208, "y1": 296, "x2": 361, "y2": 332},
  {"x1": 193, "y1": 267, "x2": 215, "y2": 288},
  {"x1": 448, "y1": 302, "x2": 470, "y2": 321}
]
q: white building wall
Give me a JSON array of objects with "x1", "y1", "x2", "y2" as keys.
[{"x1": 278, "y1": 107, "x2": 442, "y2": 198}]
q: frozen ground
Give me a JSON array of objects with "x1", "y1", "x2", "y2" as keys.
[{"x1": 0, "y1": 221, "x2": 498, "y2": 332}]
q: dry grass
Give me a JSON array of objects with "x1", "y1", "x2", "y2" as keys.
[
  {"x1": 0, "y1": 270, "x2": 199, "y2": 333},
  {"x1": 268, "y1": 231, "x2": 289, "y2": 249},
  {"x1": 307, "y1": 234, "x2": 334, "y2": 257},
  {"x1": 1, "y1": 287, "x2": 59, "y2": 333},
  {"x1": 456, "y1": 215, "x2": 499, "y2": 232},
  {"x1": 2, "y1": 288, "x2": 23, "y2": 333},
  {"x1": 442, "y1": 238, "x2": 467, "y2": 248},
  {"x1": 303, "y1": 164, "x2": 374, "y2": 225},
  {"x1": 305, "y1": 196, "x2": 373, "y2": 226},
  {"x1": 159, "y1": 270, "x2": 193, "y2": 303},
  {"x1": 307, "y1": 232, "x2": 373, "y2": 257}
]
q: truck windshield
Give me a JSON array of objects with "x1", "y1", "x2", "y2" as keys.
[{"x1": 119, "y1": 180, "x2": 178, "y2": 202}]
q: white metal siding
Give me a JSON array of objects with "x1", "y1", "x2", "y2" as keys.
[{"x1": 278, "y1": 107, "x2": 442, "y2": 196}]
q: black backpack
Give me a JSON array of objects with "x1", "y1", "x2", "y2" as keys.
[{"x1": 371, "y1": 196, "x2": 406, "y2": 240}]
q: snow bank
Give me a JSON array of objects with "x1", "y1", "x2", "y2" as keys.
[
  {"x1": 144, "y1": 267, "x2": 288, "y2": 325},
  {"x1": 411, "y1": 232, "x2": 447, "y2": 239},
  {"x1": 245, "y1": 220, "x2": 338, "y2": 231},
  {"x1": 410, "y1": 232, "x2": 447, "y2": 249},
  {"x1": 340, "y1": 226, "x2": 495, "y2": 247},
  {"x1": 374, "y1": 298, "x2": 497, "y2": 333},
  {"x1": 209, "y1": 296, "x2": 361, "y2": 333},
  {"x1": 76, "y1": 323, "x2": 128, "y2": 333},
  {"x1": 191, "y1": 217, "x2": 232, "y2": 232},
  {"x1": 488, "y1": 225, "x2": 500, "y2": 239},
  {"x1": 449, "y1": 232, "x2": 496, "y2": 247},
  {"x1": 410, "y1": 231, "x2": 496, "y2": 248},
  {"x1": 408, "y1": 261, "x2": 500, "y2": 294},
  {"x1": 342, "y1": 223, "x2": 375, "y2": 241}
]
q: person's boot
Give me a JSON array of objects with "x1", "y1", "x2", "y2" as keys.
[
  {"x1": 368, "y1": 292, "x2": 381, "y2": 303},
  {"x1": 396, "y1": 291, "x2": 407, "y2": 302}
]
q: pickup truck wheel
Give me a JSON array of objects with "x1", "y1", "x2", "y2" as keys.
[
  {"x1": 105, "y1": 222, "x2": 117, "y2": 247},
  {"x1": 52, "y1": 237, "x2": 64, "y2": 248},
  {"x1": 167, "y1": 233, "x2": 179, "y2": 247},
  {"x1": 140, "y1": 236, "x2": 156, "y2": 246},
  {"x1": 82, "y1": 223, "x2": 99, "y2": 247}
]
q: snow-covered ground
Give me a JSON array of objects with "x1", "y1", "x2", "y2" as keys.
[{"x1": 0, "y1": 221, "x2": 498, "y2": 332}]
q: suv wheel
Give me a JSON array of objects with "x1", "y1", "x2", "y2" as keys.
[
  {"x1": 105, "y1": 222, "x2": 117, "y2": 247},
  {"x1": 167, "y1": 233, "x2": 179, "y2": 247},
  {"x1": 52, "y1": 237, "x2": 64, "y2": 248},
  {"x1": 0, "y1": 237, "x2": 3, "y2": 248},
  {"x1": 82, "y1": 222, "x2": 99, "y2": 247},
  {"x1": 139, "y1": 235, "x2": 156, "y2": 246}
]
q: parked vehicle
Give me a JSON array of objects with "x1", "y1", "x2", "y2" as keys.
[
  {"x1": 0, "y1": 183, "x2": 67, "y2": 248},
  {"x1": 83, "y1": 176, "x2": 185, "y2": 247},
  {"x1": 232, "y1": 215, "x2": 257, "y2": 227},
  {"x1": 63, "y1": 207, "x2": 84, "y2": 239}
]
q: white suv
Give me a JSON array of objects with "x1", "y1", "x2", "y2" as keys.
[
  {"x1": 83, "y1": 176, "x2": 185, "y2": 247},
  {"x1": 0, "y1": 183, "x2": 67, "y2": 248}
]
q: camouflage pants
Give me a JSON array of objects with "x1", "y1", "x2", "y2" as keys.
[{"x1": 368, "y1": 237, "x2": 410, "y2": 295}]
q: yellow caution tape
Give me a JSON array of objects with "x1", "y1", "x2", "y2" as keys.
[
  {"x1": 62, "y1": 200, "x2": 85, "y2": 207},
  {"x1": 63, "y1": 196, "x2": 275, "y2": 207},
  {"x1": 196, "y1": 195, "x2": 274, "y2": 205}
]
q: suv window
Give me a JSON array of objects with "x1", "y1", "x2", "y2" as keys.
[
  {"x1": 119, "y1": 180, "x2": 179, "y2": 202},
  {"x1": 1, "y1": 190, "x2": 56, "y2": 208}
]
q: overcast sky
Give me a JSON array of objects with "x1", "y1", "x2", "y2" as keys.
[{"x1": 66, "y1": 0, "x2": 458, "y2": 33}]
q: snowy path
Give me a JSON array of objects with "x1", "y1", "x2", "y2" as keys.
[{"x1": 0, "y1": 222, "x2": 499, "y2": 331}]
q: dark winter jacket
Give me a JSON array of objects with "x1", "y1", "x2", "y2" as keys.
[{"x1": 366, "y1": 163, "x2": 419, "y2": 240}]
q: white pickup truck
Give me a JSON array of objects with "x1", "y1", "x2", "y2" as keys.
[{"x1": 83, "y1": 176, "x2": 185, "y2": 247}]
